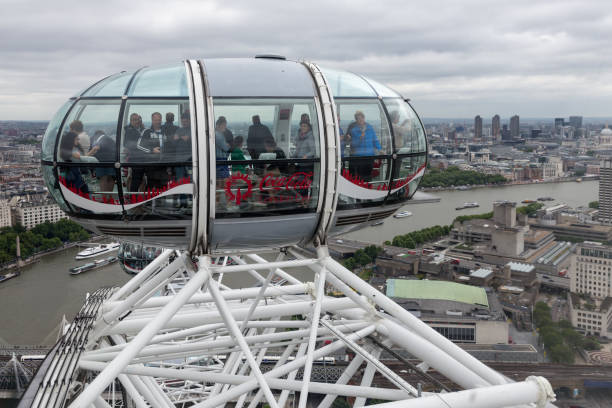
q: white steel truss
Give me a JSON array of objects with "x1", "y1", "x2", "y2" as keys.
[{"x1": 29, "y1": 246, "x2": 557, "y2": 408}]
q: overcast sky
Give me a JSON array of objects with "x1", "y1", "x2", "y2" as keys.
[{"x1": 2, "y1": 0, "x2": 612, "y2": 120}]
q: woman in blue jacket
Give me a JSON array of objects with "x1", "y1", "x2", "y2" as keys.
[{"x1": 347, "y1": 110, "x2": 381, "y2": 180}]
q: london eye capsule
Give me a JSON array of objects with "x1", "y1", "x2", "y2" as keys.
[{"x1": 41, "y1": 57, "x2": 427, "y2": 252}]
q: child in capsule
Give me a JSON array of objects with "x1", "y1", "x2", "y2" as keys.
[{"x1": 229, "y1": 135, "x2": 247, "y2": 175}]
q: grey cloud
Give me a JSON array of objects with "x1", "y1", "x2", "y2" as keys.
[{"x1": 2, "y1": 0, "x2": 612, "y2": 119}]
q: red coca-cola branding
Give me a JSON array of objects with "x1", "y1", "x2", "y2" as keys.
[
  {"x1": 224, "y1": 171, "x2": 314, "y2": 205},
  {"x1": 225, "y1": 173, "x2": 253, "y2": 205}
]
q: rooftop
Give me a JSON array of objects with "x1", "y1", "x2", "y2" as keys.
[
  {"x1": 470, "y1": 268, "x2": 493, "y2": 279},
  {"x1": 386, "y1": 279, "x2": 489, "y2": 308},
  {"x1": 506, "y1": 262, "x2": 535, "y2": 273}
]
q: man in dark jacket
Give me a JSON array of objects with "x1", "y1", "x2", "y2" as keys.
[
  {"x1": 247, "y1": 115, "x2": 273, "y2": 159},
  {"x1": 138, "y1": 112, "x2": 168, "y2": 188},
  {"x1": 124, "y1": 113, "x2": 146, "y2": 192},
  {"x1": 162, "y1": 112, "x2": 178, "y2": 138}
]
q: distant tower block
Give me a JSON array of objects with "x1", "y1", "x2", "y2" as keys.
[{"x1": 600, "y1": 158, "x2": 612, "y2": 224}]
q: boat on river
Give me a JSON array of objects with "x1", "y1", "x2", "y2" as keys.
[
  {"x1": 455, "y1": 202, "x2": 479, "y2": 210},
  {"x1": 521, "y1": 199, "x2": 536, "y2": 204},
  {"x1": 75, "y1": 242, "x2": 120, "y2": 260},
  {"x1": 394, "y1": 211, "x2": 413, "y2": 218},
  {"x1": 0, "y1": 271, "x2": 20, "y2": 284},
  {"x1": 70, "y1": 256, "x2": 118, "y2": 275}
]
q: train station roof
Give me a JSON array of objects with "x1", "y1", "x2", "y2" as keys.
[{"x1": 386, "y1": 279, "x2": 489, "y2": 308}]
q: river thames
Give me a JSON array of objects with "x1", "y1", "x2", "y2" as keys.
[{"x1": 0, "y1": 180, "x2": 598, "y2": 345}]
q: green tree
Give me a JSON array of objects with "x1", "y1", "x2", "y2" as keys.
[
  {"x1": 589, "y1": 201, "x2": 599, "y2": 209},
  {"x1": 549, "y1": 343, "x2": 574, "y2": 364}
]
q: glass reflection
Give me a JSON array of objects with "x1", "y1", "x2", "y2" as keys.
[
  {"x1": 121, "y1": 165, "x2": 193, "y2": 219},
  {"x1": 217, "y1": 163, "x2": 319, "y2": 216},
  {"x1": 57, "y1": 164, "x2": 121, "y2": 216},
  {"x1": 383, "y1": 98, "x2": 427, "y2": 153},
  {"x1": 56, "y1": 100, "x2": 121, "y2": 162},
  {"x1": 42, "y1": 165, "x2": 70, "y2": 212},
  {"x1": 42, "y1": 101, "x2": 72, "y2": 161},
  {"x1": 82, "y1": 72, "x2": 132, "y2": 97},
  {"x1": 128, "y1": 63, "x2": 188, "y2": 97},
  {"x1": 388, "y1": 154, "x2": 427, "y2": 202}
]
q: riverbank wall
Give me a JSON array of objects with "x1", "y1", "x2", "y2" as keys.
[
  {"x1": 0, "y1": 235, "x2": 105, "y2": 272},
  {"x1": 421, "y1": 175, "x2": 598, "y2": 193}
]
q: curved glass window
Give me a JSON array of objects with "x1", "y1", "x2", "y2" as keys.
[
  {"x1": 383, "y1": 98, "x2": 427, "y2": 153},
  {"x1": 82, "y1": 72, "x2": 132, "y2": 97},
  {"x1": 321, "y1": 67, "x2": 377, "y2": 98},
  {"x1": 42, "y1": 100, "x2": 72, "y2": 161},
  {"x1": 57, "y1": 100, "x2": 121, "y2": 163},
  {"x1": 120, "y1": 99, "x2": 190, "y2": 163},
  {"x1": 384, "y1": 98, "x2": 427, "y2": 204},
  {"x1": 336, "y1": 99, "x2": 392, "y2": 209},
  {"x1": 54, "y1": 100, "x2": 122, "y2": 217},
  {"x1": 119, "y1": 99, "x2": 192, "y2": 220},
  {"x1": 212, "y1": 98, "x2": 321, "y2": 217},
  {"x1": 128, "y1": 63, "x2": 188, "y2": 97},
  {"x1": 363, "y1": 77, "x2": 401, "y2": 98},
  {"x1": 42, "y1": 165, "x2": 70, "y2": 212}
]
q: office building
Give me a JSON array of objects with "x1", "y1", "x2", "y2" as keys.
[
  {"x1": 510, "y1": 115, "x2": 519, "y2": 139},
  {"x1": 569, "y1": 116, "x2": 583, "y2": 129},
  {"x1": 474, "y1": 115, "x2": 482, "y2": 139}
]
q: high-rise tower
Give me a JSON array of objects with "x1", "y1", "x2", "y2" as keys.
[
  {"x1": 510, "y1": 115, "x2": 520, "y2": 139},
  {"x1": 492, "y1": 114, "x2": 500, "y2": 141},
  {"x1": 599, "y1": 158, "x2": 612, "y2": 224},
  {"x1": 474, "y1": 115, "x2": 482, "y2": 139}
]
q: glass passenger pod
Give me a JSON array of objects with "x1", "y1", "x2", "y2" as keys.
[
  {"x1": 322, "y1": 68, "x2": 427, "y2": 211},
  {"x1": 204, "y1": 58, "x2": 323, "y2": 249},
  {"x1": 117, "y1": 242, "x2": 163, "y2": 275}
]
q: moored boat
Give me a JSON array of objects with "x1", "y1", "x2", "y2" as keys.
[
  {"x1": 70, "y1": 256, "x2": 118, "y2": 275},
  {"x1": 75, "y1": 242, "x2": 120, "y2": 260},
  {"x1": 456, "y1": 202, "x2": 479, "y2": 210},
  {"x1": 0, "y1": 271, "x2": 20, "y2": 284}
]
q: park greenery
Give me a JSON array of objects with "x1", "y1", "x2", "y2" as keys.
[
  {"x1": 420, "y1": 166, "x2": 507, "y2": 188},
  {"x1": 453, "y1": 212, "x2": 493, "y2": 224},
  {"x1": 342, "y1": 245, "x2": 384, "y2": 276},
  {"x1": 386, "y1": 225, "x2": 451, "y2": 249},
  {"x1": 516, "y1": 202, "x2": 544, "y2": 216},
  {"x1": 0, "y1": 219, "x2": 90, "y2": 263},
  {"x1": 589, "y1": 201, "x2": 599, "y2": 209},
  {"x1": 533, "y1": 301, "x2": 601, "y2": 364}
]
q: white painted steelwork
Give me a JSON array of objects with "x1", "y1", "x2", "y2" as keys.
[{"x1": 26, "y1": 245, "x2": 556, "y2": 408}]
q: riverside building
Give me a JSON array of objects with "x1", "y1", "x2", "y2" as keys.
[
  {"x1": 0, "y1": 199, "x2": 11, "y2": 228},
  {"x1": 569, "y1": 242, "x2": 612, "y2": 337},
  {"x1": 12, "y1": 197, "x2": 68, "y2": 229}
]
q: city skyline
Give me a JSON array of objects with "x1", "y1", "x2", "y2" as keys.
[{"x1": 2, "y1": 0, "x2": 612, "y2": 120}]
